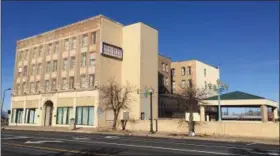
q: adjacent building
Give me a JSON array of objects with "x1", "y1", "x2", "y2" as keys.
[{"x1": 10, "y1": 15, "x2": 158, "y2": 127}]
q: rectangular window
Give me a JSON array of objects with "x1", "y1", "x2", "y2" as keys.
[
  {"x1": 64, "y1": 39, "x2": 69, "y2": 51},
  {"x1": 80, "y1": 75, "x2": 86, "y2": 88},
  {"x1": 11, "y1": 109, "x2": 24, "y2": 123},
  {"x1": 54, "y1": 42, "x2": 59, "y2": 54},
  {"x1": 172, "y1": 81, "x2": 176, "y2": 91},
  {"x1": 70, "y1": 56, "x2": 75, "y2": 69},
  {"x1": 17, "y1": 84, "x2": 21, "y2": 95},
  {"x1": 23, "y1": 66, "x2": 27, "y2": 77},
  {"x1": 75, "y1": 106, "x2": 94, "y2": 126},
  {"x1": 165, "y1": 77, "x2": 169, "y2": 86},
  {"x1": 46, "y1": 61, "x2": 51, "y2": 73},
  {"x1": 162, "y1": 63, "x2": 165, "y2": 72},
  {"x1": 51, "y1": 79, "x2": 56, "y2": 91},
  {"x1": 47, "y1": 43, "x2": 52, "y2": 55},
  {"x1": 89, "y1": 53, "x2": 95, "y2": 66},
  {"x1": 181, "y1": 67, "x2": 185, "y2": 76},
  {"x1": 82, "y1": 34, "x2": 88, "y2": 47},
  {"x1": 81, "y1": 53, "x2": 87, "y2": 67},
  {"x1": 32, "y1": 48, "x2": 36, "y2": 59},
  {"x1": 91, "y1": 32, "x2": 96, "y2": 44},
  {"x1": 37, "y1": 64, "x2": 42, "y2": 75},
  {"x1": 165, "y1": 64, "x2": 169, "y2": 72},
  {"x1": 188, "y1": 66, "x2": 192, "y2": 75},
  {"x1": 24, "y1": 50, "x2": 28, "y2": 60},
  {"x1": 171, "y1": 68, "x2": 175, "y2": 76},
  {"x1": 56, "y1": 107, "x2": 73, "y2": 125},
  {"x1": 25, "y1": 108, "x2": 37, "y2": 124},
  {"x1": 61, "y1": 78, "x2": 67, "y2": 90},
  {"x1": 188, "y1": 79, "x2": 193, "y2": 88},
  {"x1": 31, "y1": 65, "x2": 36, "y2": 75},
  {"x1": 53, "y1": 60, "x2": 57, "y2": 72},
  {"x1": 204, "y1": 69, "x2": 207, "y2": 77},
  {"x1": 89, "y1": 74, "x2": 95, "y2": 87},
  {"x1": 45, "y1": 80, "x2": 50, "y2": 92},
  {"x1": 63, "y1": 58, "x2": 68, "y2": 70},
  {"x1": 22, "y1": 82, "x2": 26, "y2": 94},
  {"x1": 71, "y1": 37, "x2": 77, "y2": 50},
  {"x1": 38, "y1": 46, "x2": 43, "y2": 57},
  {"x1": 35, "y1": 81, "x2": 40, "y2": 92},
  {"x1": 69, "y1": 77, "x2": 75, "y2": 89},
  {"x1": 30, "y1": 82, "x2": 34, "y2": 93},
  {"x1": 181, "y1": 80, "x2": 186, "y2": 88}
]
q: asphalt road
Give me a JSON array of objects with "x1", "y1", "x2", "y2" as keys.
[{"x1": 1, "y1": 129, "x2": 279, "y2": 156}]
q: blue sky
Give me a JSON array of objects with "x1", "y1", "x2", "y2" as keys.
[{"x1": 2, "y1": 2, "x2": 279, "y2": 111}]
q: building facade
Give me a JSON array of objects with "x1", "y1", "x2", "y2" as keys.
[
  {"x1": 158, "y1": 55, "x2": 172, "y2": 94},
  {"x1": 10, "y1": 15, "x2": 158, "y2": 127}
]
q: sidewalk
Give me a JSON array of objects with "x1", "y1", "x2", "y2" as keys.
[{"x1": 2, "y1": 125, "x2": 279, "y2": 145}]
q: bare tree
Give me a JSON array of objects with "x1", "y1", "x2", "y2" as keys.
[
  {"x1": 99, "y1": 78, "x2": 134, "y2": 130},
  {"x1": 173, "y1": 84, "x2": 211, "y2": 136}
]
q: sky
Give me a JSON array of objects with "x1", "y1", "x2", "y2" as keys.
[{"x1": 1, "y1": 1, "x2": 279, "y2": 111}]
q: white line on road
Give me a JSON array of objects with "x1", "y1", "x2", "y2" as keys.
[
  {"x1": 105, "y1": 136, "x2": 119, "y2": 139},
  {"x1": 2, "y1": 136, "x2": 29, "y2": 140},
  {"x1": 73, "y1": 137, "x2": 90, "y2": 140},
  {"x1": 246, "y1": 142, "x2": 257, "y2": 145},
  {"x1": 25, "y1": 140, "x2": 63, "y2": 144}
]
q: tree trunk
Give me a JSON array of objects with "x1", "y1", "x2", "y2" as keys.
[
  {"x1": 112, "y1": 111, "x2": 119, "y2": 130},
  {"x1": 188, "y1": 111, "x2": 194, "y2": 136}
]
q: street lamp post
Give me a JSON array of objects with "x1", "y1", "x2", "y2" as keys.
[
  {"x1": 2, "y1": 88, "x2": 11, "y2": 116},
  {"x1": 211, "y1": 80, "x2": 228, "y2": 121}
]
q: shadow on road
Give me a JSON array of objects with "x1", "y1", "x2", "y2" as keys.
[
  {"x1": 229, "y1": 148, "x2": 279, "y2": 156},
  {"x1": 41, "y1": 147, "x2": 126, "y2": 156}
]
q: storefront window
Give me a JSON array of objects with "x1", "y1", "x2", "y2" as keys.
[
  {"x1": 56, "y1": 107, "x2": 73, "y2": 125},
  {"x1": 11, "y1": 109, "x2": 24, "y2": 123},
  {"x1": 76, "y1": 106, "x2": 94, "y2": 126},
  {"x1": 25, "y1": 108, "x2": 37, "y2": 124}
]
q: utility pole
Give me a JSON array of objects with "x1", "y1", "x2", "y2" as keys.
[
  {"x1": 211, "y1": 80, "x2": 228, "y2": 121},
  {"x1": 149, "y1": 89, "x2": 154, "y2": 133}
]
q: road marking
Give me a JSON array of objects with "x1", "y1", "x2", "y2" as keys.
[
  {"x1": 268, "y1": 152, "x2": 279, "y2": 156},
  {"x1": 105, "y1": 136, "x2": 119, "y2": 139},
  {"x1": 73, "y1": 137, "x2": 90, "y2": 140},
  {"x1": 25, "y1": 140, "x2": 63, "y2": 144},
  {"x1": 2, "y1": 136, "x2": 28, "y2": 140},
  {"x1": 32, "y1": 136, "x2": 239, "y2": 155},
  {"x1": 246, "y1": 142, "x2": 256, "y2": 145}
]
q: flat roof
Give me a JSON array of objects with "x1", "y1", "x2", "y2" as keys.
[{"x1": 172, "y1": 59, "x2": 219, "y2": 69}]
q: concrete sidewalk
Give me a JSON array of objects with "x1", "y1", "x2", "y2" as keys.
[{"x1": 2, "y1": 125, "x2": 279, "y2": 145}]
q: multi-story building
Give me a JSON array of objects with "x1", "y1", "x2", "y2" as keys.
[
  {"x1": 158, "y1": 54, "x2": 172, "y2": 94},
  {"x1": 10, "y1": 15, "x2": 159, "y2": 127}
]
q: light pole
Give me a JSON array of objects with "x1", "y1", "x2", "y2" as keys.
[
  {"x1": 149, "y1": 88, "x2": 154, "y2": 134},
  {"x1": 2, "y1": 88, "x2": 11, "y2": 116},
  {"x1": 210, "y1": 80, "x2": 228, "y2": 121}
]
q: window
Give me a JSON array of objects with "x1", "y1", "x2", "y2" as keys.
[
  {"x1": 37, "y1": 64, "x2": 42, "y2": 75},
  {"x1": 205, "y1": 81, "x2": 207, "y2": 89},
  {"x1": 91, "y1": 32, "x2": 96, "y2": 44},
  {"x1": 18, "y1": 52, "x2": 22, "y2": 60},
  {"x1": 45, "y1": 80, "x2": 50, "y2": 92},
  {"x1": 31, "y1": 65, "x2": 36, "y2": 75},
  {"x1": 11, "y1": 109, "x2": 24, "y2": 123},
  {"x1": 64, "y1": 39, "x2": 69, "y2": 51},
  {"x1": 75, "y1": 106, "x2": 94, "y2": 126},
  {"x1": 22, "y1": 82, "x2": 26, "y2": 94},
  {"x1": 63, "y1": 58, "x2": 68, "y2": 70},
  {"x1": 204, "y1": 69, "x2": 207, "y2": 77},
  {"x1": 188, "y1": 79, "x2": 193, "y2": 88},
  {"x1": 181, "y1": 80, "x2": 186, "y2": 88},
  {"x1": 89, "y1": 53, "x2": 95, "y2": 66},
  {"x1": 162, "y1": 63, "x2": 165, "y2": 72},
  {"x1": 71, "y1": 37, "x2": 77, "y2": 50},
  {"x1": 47, "y1": 43, "x2": 52, "y2": 55},
  {"x1": 81, "y1": 53, "x2": 87, "y2": 67},
  {"x1": 187, "y1": 66, "x2": 192, "y2": 75},
  {"x1": 171, "y1": 68, "x2": 175, "y2": 76},
  {"x1": 56, "y1": 107, "x2": 73, "y2": 125},
  {"x1": 165, "y1": 64, "x2": 169, "y2": 72},
  {"x1": 46, "y1": 61, "x2": 51, "y2": 73},
  {"x1": 23, "y1": 66, "x2": 27, "y2": 77},
  {"x1": 181, "y1": 67, "x2": 185, "y2": 76},
  {"x1": 54, "y1": 42, "x2": 59, "y2": 54},
  {"x1": 172, "y1": 81, "x2": 176, "y2": 91},
  {"x1": 38, "y1": 46, "x2": 43, "y2": 57},
  {"x1": 17, "y1": 84, "x2": 21, "y2": 95},
  {"x1": 53, "y1": 60, "x2": 57, "y2": 72},
  {"x1": 30, "y1": 82, "x2": 35, "y2": 93},
  {"x1": 80, "y1": 75, "x2": 87, "y2": 88},
  {"x1": 51, "y1": 79, "x2": 56, "y2": 91},
  {"x1": 24, "y1": 50, "x2": 28, "y2": 60},
  {"x1": 89, "y1": 74, "x2": 95, "y2": 87},
  {"x1": 32, "y1": 48, "x2": 36, "y2": 59},
  {"x1": 17, "y1": 67, "x2": 22, "y2": 77},
  {"x1": 165, "y1": 77, "x2": 169, "y2": 86},
  {"x1": 35, "y1": 81, "x2": 40, "y2": 92},
  {"x1": 69, "y1": 77, "x2": 75, "y2": 89},
  {"x1": 82, "y1": 34, "x2": 88, "y2": 47},
  {"x1": 61, "y1": 78, "x2": 67, "y2": 90},
  {"x1": 25, "y1": 108, "x2": 37, "y2": 124},
  {"x1": 70, "y1": 56, "x2": 75, "y2": 69},
  {"x1": 141, "y1": 112, "x2": 145, "y2": 120}
]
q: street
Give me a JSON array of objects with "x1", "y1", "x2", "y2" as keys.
[{"x1": 1, "y1": 129, "x2": 279, "y2": 156}]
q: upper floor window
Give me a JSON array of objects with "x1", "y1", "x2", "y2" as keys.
[
  {"x1": 23, "y1": 66, "x2": 28, "y2": 77},
  {"x1": 82, "y1": 34, "x2": 88, "y2": 47},
  {"x1": 17, "y1": 84, "x2": 21, "y2": 95},
  {"x1": 172, "y1": 81, "x2": 176, "y2": 90},
  {"x1": 188, "y1": 79, "x2": 193, "y2": 88},
  {"x1": 89, "y1": 74, "x2": 95, "y2": 87},
  {"x1": 30, "y1": 82, "x2": 35, "y2": 94},
  {"x1": 187, "y1": 66, "x2": 192, "y2": 75},
  {"x1": 64, "y1": 39, "x2": 69, "y2": 51},
  {"x1": 181, "y1": 67, "x2": 185, "y2": 76},
  {"x1": 81, "y1": 53, "x2": 87, "y2": 67},
  {"x1": 63, "y1": 58, "x2": 68, "y2": 71},
  {"x1": 31, "y1": 64, "x2": 36, "y2": 75},
  {"x1": 204, "y1": 69, "x2": 207, "y2": 77},
  {"x1": 165, "y1": 77, "x2": 169, "y2": 86},
  {"x1": 53, "y1": 60, "x2": 57, "y2": 72},
  {"x1": 54, "y1": 42, "x2": 59, "y2": 54},
  {"x1": 51, "y1": 79, "x2": 56, "y2": 91},
  {"x1": 32, "y1": 48, "x2": 37, "y2": 59},
  {"x1": 24, "y1": 50, "x2": 28, "y2": 60},
  {"x1": 165, "y1": 64, "x2": 169, "y2": 72},
  {"x1": 37, "y1": 63, "x2": 42, "y2": 75},
  {"x1": 70, "y1": 56, "x2": 75, "y2": 69},
  {"x1": 38, "y1": 46, "x2": 43, "y2": 57},
  {"x1": 18, "y1": 67, "x2": 23, "y2": 77},
  {"x1": 181, "y1": 80, "x2": 186, "y2": 88},
  {"x1": 69, "y1": 77, "x2": 75, "y2": 89},
  {"x1": 80, "y1": 75, "x2": 87, "y2": 88},
  {"x1": 171, "y1": 68, "x2": 175, "y2": 76},
  {"x1": 89, "y1": 53, "x2": 96, "y2": 66},
  {"x1": 71, "y1": 37, "x2": 77, "y2": 50},
  {"x1": 18, "y1": 51, "x2": 22, "y2": 61},
  {"x1": 91, "y1": 32, "x2": 96, "y2": 44},
  {"x1": 22, "y1": 82, "x2": 27, "y2": 94},
  {"x1": 35, "y1": 81, "x2": 40, "y2": 92},
  {"x1": 46, "y1": 61, "x2": 52, "y2": 73},
  {"x1": 47, "y1": 43, "x2": 52, "y2": 55},
  {"x1": 205, "y1": 81, "x2": 207, "y2": 89},
  {"x1": 162, "y1": 63, "x2": 165, "y2": 72},
  {"x1": 44, "y1": 80, "x2": 50, "y2": 92},
  {"x1": 61, "y1": 78, "x2": 67, "y2": 90}
]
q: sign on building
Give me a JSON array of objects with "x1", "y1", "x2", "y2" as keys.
[{"x1": 100, "y1": 42, "x2": 123, "y2": 60}]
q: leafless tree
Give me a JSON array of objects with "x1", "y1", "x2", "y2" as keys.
[
  {"x1": 173, "y1": 84, "x2": 211, "y2": 136},
  {"x1": 99, "y1": 78, "x2": 135, "y2": 130}
]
